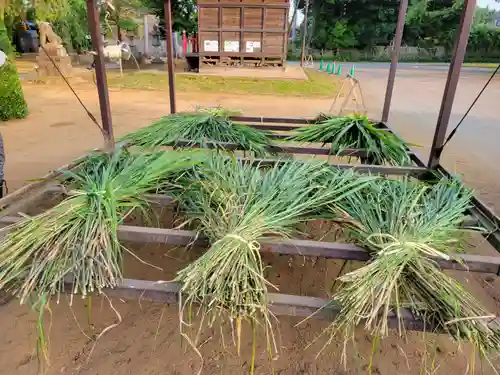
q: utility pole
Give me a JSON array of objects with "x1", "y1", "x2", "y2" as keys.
[{"x1": 300, "y1": 0, "x2": 310, "y2": 67}]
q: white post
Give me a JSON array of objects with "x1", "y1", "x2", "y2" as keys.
[{"x1": 143, "y1": 15, "x2": 149, "y2": 57}]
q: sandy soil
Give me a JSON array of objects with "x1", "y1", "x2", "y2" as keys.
[{"x1": 0, "y1": 76, "x2": 499, "y2": 375}]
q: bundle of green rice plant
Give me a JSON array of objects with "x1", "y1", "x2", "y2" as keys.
[
  {"x1": 174, "y1": 154, "x2": 375, "y2": 370},
  {"x1": 322, "y1": 178, "x2": 500, "y2": 363},
  {"x1": 0, "y1": 148, "x2": 204, "y2": 306},
  {"x1": 288, "y1": 114, "x2": 412, "y2": 165},
  {"x1": 121, "y1": 108, "x2": 272, "y2": 157}
]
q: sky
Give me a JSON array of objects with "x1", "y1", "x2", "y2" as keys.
[
  {"x1": 478, "y1": 0, "x2": 500, "y2": 10},
  {"x1": 288, "y1": 0, "x2": 500, "y2": 9}
]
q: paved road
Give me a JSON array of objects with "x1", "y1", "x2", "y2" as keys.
[{"x1": 351, "y1": 66, "x2": 500, "y2": 211}]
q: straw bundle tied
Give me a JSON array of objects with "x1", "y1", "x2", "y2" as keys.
[
  {"x1": 322, "y1": 177, "x2": 500, "y2": 363},
  {"x1": 0, "y1": 148, "x2": 205, "y2": 306},
  {"x1": 174, "y1": 154, "x2": 376, "y2": 368},
  {"x1": 288, "y1": 114, "x2": 413, "y2": 165},
  {"x1": 121, "y1": 107, "x2": 272, "y2": 157}
]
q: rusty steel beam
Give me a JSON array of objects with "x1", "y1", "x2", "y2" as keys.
[
  {"x1": 165, "y1": 139, "x2": 416, "y2": 158},
  {"x1": 231, "y1": 116, "x2": 310, "y2": 124},
  {"x1": 75, "y1": 278, "x2": 500, "y2": 332},
  {"x1": 1, "y1": 216, "x2": 499, "y2": 274},
  {"x1": 428, "y1": 0, "x2": 477, "y2": 168},
  {"x1": 100, "y1": 278, "x2": 429, "y2": 330},
  {"x1": 252, "y1": 159, "x2": 426, "y2": 175},
  {"x1": 168, "y1": 139, "x2": 371, "y2": 158},
  {"x1": 164, "y1": 0, "x2": 176, "y2": 114},
  {"x1": 381, "y1": 0, "x2": 409, "y2": 122},
  {"x1": 86, "y1": 0, "x2": 114, "y2": 148}
]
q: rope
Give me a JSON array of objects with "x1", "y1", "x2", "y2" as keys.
[
  {"x1": 436, "y1": 63, "x2": 500, "y2": 157},
  {"x1": 38, "y1": 44, "x2": 105, "y2": 137}
]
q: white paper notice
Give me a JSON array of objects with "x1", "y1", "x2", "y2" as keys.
[
  {"x1": 204, "y1": 40, "x2": 219, "y2": 52},
  {"x1": 224, "y1": 41, "x2": 239, "y2": 52},
  {"x1": 246, "y1": 41, "x2": 261, "y2": 52}
]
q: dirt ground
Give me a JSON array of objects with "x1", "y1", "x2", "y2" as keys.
[{"x1": 0, "y1": 73, "x2": 500, "y2": 375}]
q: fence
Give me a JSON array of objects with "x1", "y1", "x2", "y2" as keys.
[{"x1": 288, "y1": 45, "x2": 500, "y2": 63}]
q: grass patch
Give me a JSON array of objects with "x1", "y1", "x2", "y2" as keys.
[
  {"x1": 104, "y1": 70, "x2": 339, "y2": 97},
  {"x1": 462, "y1": 62, "x2": 499, "y2": 69}
]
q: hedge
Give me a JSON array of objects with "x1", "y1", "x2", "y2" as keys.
[
  {"x1": 0, "y1": 62, "x2": 28, "y2": 121},
  {"x1": 0, "y1": 24, "x2": 28, "y2": 121}
]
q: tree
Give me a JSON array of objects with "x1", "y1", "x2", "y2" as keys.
[
  {"x1": 304, "y1": 0, "x2": 399, "y2": 50},
  {"x1": 404, "y1": 0, "x2": 463, "y2": 50},
  {"x1": 144, "y1": 0, "x2": 197, "y2": 34},
  {"x1": 1, "y1": 0, "x2": 69, "y2": 121},
  {"x1": 51, "y1": 0, "x2": 90, "y2": 53},
  {"x1": 102, "y1": 0, "x2": 145, "y2": 41},
  {"x1": 473, "y1": 6, "x2": 495, "y2": 25}
]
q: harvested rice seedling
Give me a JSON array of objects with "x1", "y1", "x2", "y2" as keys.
[
  {"x1": 319, "y1": 178, "x2": 500, "y2": 365},
  {"x1": 175, "y1": 154, "x2": 375, "y2": 372},
  {"x1": 0, "y1": 148, "x2": 205, "y2": 366},
  {"x1": 121, "y1": 107, "x2": 272, "y2": 157},
  {"x1": 0, "y1": 148, "x2": 204, "y2": 312},
  {"x1": 288, "y1": 114, "x2": 413, "y2": 165}
]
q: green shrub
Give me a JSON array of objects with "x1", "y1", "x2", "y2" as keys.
[
  {"x1": 0, "y1": 62, "x2": 28, "y2": 121},
  {"x1": 0, "y1": 24, "x2": 28, "y2": 121}
]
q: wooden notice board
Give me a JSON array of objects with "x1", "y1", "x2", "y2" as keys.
[{"x1": 197, "y1": 0, "x2": 290, "y2": 67}]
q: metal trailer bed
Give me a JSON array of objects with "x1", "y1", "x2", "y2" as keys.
[
  {"x1": 0, "y1": 0, "x2": 495, "y2": 342},
  {"x1": 0, "y1": 115, "x2": 499, "y2": 332}
]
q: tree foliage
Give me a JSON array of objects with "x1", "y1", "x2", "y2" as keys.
[
  {"x1": 0, "y1": 8, "x2": 28, "y2": 120},
  {"x1": 51, "y1": 0, "x2": 90, "y2": 53},
  {"x1": 300, "y1": 0, "x2": 500, "y2": 55},
  {"x1": 102, "y1": 0, "x2": 145, "y2": 41},
  {"x1": 144, "y1": 0, "x2": 197, "y2": 34}
]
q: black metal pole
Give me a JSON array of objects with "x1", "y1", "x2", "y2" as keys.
[
  {"x1": 428, "y1": 0, "x2": 476, "y2": 168},
  {"x1": 164, "y1": 0, "x2": 176, "y2": 114},
  {"x1": 381, "y1": 0, "x2": 409, "y2": 122},
  {"x1": 299, "y1": 0, "x2": 309, "y2": 67},
  {"x1": 86, "y1": 0, "x2": 114, "y2": 149}
]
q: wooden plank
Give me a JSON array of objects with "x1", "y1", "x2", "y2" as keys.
[
  {"x1": 199, "y1": 27, "x2": 285, "y2": 33},
  {"x1": 2, "y1": 216, "x2": 498, "y2": 274},
  {"x1": 198, "y1": 52, "x2": 283, "y2": 57},
  {"x1": 199, "y1": 3, "x2": 289, "y2": 8},
  {"x1": 0, "y1": 141, "x2": 131, "y2": 218},
  {"x1": 0, "y1": 158, "x2": 81, "y2": 215}
]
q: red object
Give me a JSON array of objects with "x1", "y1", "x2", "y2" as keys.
[{"x1": 182, "y1": 31, "x2": 188, "y2": 54}]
